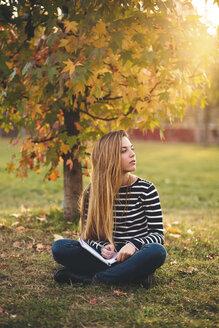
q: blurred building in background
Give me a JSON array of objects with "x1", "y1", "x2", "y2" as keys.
[{"x1": 131, "y1": 105, "x2": 219, "y2": 145}]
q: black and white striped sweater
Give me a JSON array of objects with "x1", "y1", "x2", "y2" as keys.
[{"x1": 86, "y1": 177, "x2": 164, "y2": 253}]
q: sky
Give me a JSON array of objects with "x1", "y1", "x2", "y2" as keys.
[{"x1": 192, "y1": 0, "x2": 219, "y2": 34}]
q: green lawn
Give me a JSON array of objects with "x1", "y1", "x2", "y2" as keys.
[
  {"x1": 0, "y1": 137, "x2": 218, "y2": 328},
  {"x1": 0, "y1": 138, "x2": 63, "y2": 215}
]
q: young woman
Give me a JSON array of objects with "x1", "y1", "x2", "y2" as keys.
[{"x1": 52, "y1": 130, "x2": 166, "y2": 288}]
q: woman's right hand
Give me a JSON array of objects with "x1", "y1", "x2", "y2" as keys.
[{"x1": 101, "y1": 244, "x2": 115, "y2": 259}]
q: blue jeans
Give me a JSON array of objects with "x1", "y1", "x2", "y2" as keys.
[{"x1": 52, "y1": 239, "x2": 166, "y2": 285}]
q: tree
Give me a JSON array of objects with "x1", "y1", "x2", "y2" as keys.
[
  {"x1": 202, "y1": 30, "x2": 219, "y2": 146},
  {"x1": 0, "y1": 0, "x2": 213, "y2": 220}
]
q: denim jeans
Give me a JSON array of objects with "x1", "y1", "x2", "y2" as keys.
[{"x1": 52, "y1": 239, "x2": 166, "y2": 285}]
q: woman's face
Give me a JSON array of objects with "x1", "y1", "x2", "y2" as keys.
[{"x1": 121, "y1": 136, "x2": 136, "y2": 173}]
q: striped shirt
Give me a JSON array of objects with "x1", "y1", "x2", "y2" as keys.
[{"x1": 86, "y1": 177, "x2": 164, "y2": 253}]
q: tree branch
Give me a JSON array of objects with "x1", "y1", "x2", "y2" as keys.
[
  {"x1": 31, "y1": 136, "x2": 57, "y2": 143},
  {"x1": 79, "y1": 105, "x2": 134, "y2": 121},
  {"x1": 149, "y1": 81, "x2": 161, "y2": 94},
  {"x1": 95, "y1": 95, "x2": 123, "y2": 102},
  {"x1": 79, "y1": 109, "x2": 118, "y2": 121}
]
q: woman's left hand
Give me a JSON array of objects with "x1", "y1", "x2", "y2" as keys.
[{"x1": 116, "y1": 243, "x2": 136, "y2": 262}]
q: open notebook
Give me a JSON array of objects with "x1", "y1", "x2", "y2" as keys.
[{"x1": 78, "y1": 238, "x2": 117, "y2": 266}]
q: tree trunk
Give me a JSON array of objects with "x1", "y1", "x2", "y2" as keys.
[
  {"x1": 203, "y1": 105, "x2": 211, "y2": 146},
  {"x1": 63, "y1": 106, "x2": 82, "y2": 221},
  {"x1": 63, "y1": 157, "x2": 82, "y2": 220}
]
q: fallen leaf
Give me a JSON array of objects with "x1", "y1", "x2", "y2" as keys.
[
  {"x1": 1, "y1": 263, "x2": 8, "y2": 267},
  {"x1": 170, "y1": 280, "x2": 176, "y2": 286},
  {"x1": 112, "y1": 289, "x2": 128, "y2": 296},
  {"x1": 53, "y1": 234, "x2": 64, "y2": 241},
  {"x1": 20, "y1": 204, "x2": 29, "y2": 213},
  {"x1": 87, "y1": 297, "x2": 97, "y2": 304},
  {"x1": 64, "y1": 231, "x2": 80, "y2": 237},
  {"x1": 169, "y1": 233, "x2": 180, "y2": 239},
  {"x1": 180, "y1": 266, "x2": 198, "y2": 274},
  {"x1": 36, "y1": 217, "x2": 48, "y2": 222},
  {"x1": 170, "y1": 260, "x2": 177, "y2": 265},
  {"x1": 182, "y1": 239, "x2": 191, "y2": 245},
  {"x1": 207, "y1": 253, "x2": 216, "y2": 260},
  {"x1": 11, "y1": 213, "x2": 21, "y2": 218},
  {"x1": 13, "y1": 241, "x2": 23, "y2": 248},
  {"x1": 10, "y1": 314, "x2": 17, "y2": 319},
  {"x1": 36, "y1": 243, "x2": 45, "y2": 252},
  {"x1": 26, "y1": 243, "x2": 33, "y2": 249},
  {"x1": 11, "y1": 221, "x2": 19, "y2": 227},
  {"x1": 167, "y1": 227, "x2": 181, "y2": 234},
  {"x1": 15, "y1": 226, "x2": 26, "y2": 232}
]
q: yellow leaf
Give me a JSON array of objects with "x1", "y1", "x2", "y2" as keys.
[
  {"x1": 59, "y1": 38, "x2": 70, "y2": 48},
  {"x1": 59, "y1": 36, "x2": 77, "y2": 52},
  {"x1": 31, "y1": 104, "x2": 43, "y2": 119},
  {"x1": 138, "y1": 85, "x2": 150, "y2": 99},
  {"x1": 62, "y1": 60, "x2": 82, "y2": 77},
  {"x1": 6, "y1": 62, "x2": 13, "y2": 69},
  {"x1": 127, "y1": 88, "x2": 137, "y2": 101},
  {"x1": 6, "y1": 162, "x2": 15, "y2": 174},
  {"x1": 95, "y1": 21, "x2": 107, "y2": 35},
  {"x1": 62, "y1": 59, "x2": 76, "y2": 76},
  {"x1": 64, "y1": 20, "x2": 78, "y2": 34},
  {"x1": 135, "y1": 101, "x2": 144, "y2": 111},
  {"x1": 60, "y1": 143, "x2": 71, "y2": 154},
  {"x1": 74, "y1": 81, "x2": 85, "y2": 95},
  {"x1": 37, "y1": 143, "x2": 48, "y2": 153},
  {"x1": 167, "y1": 227, "x2": 181, "y2": 234},
  {"x1": 86, "y1": 95, "x2": 96, "y2": 105},
  {"x1": 92, "y1": 37, "x2": 108, "y2": 48}
]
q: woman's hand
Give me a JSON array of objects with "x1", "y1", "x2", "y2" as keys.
[
  {"x1": 116, "y1": 243, "x2": 136, "y2": 262},
  {"x1": 101, "y1": 244, "x2": 115, "y2": 259}
]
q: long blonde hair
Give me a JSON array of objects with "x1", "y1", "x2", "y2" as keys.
[{"x1": 80, "y1": 130, "x2": 128, "y2": 245}]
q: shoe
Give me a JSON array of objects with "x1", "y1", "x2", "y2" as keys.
[
  {"x1": 141, "y1": 274, "x2": 153, "y2": 289},
  {"x1": 54, "y1": 269, "x2": 92, "y2": 285}
]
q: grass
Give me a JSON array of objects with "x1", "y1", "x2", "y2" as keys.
[
  {"x1": 0, "y1": 138, "x2": 63, "y2": 215},
  {"x1": 0, "y1": 137, "x2": 218, "y2": 328}
]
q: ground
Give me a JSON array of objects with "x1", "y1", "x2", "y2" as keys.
[{"x1": 0, "y1": 139, "x2": 218, "y2": 328}]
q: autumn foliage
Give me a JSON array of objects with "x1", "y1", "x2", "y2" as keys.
[{"x1": 0, "y1": 1, "x2": 215, "y2": 218}]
